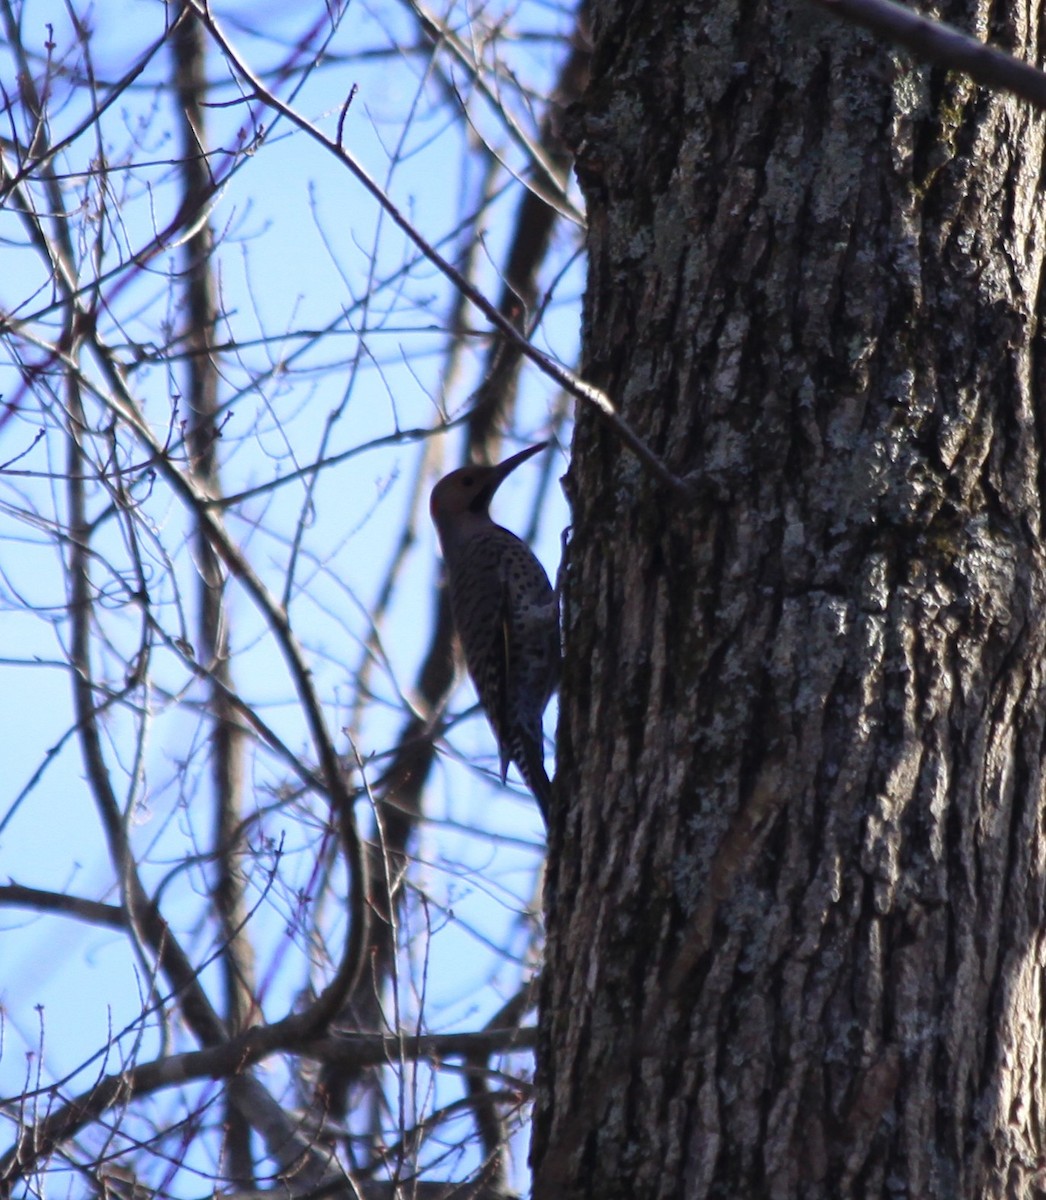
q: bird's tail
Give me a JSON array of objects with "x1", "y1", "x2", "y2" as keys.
[{"x1": 510, "y1": 725, "x2": 552, "y2": 825}]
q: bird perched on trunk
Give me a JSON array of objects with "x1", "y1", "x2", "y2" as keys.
[{"x1": 430, "y1": 442, "x2": 559, "y2": 821}]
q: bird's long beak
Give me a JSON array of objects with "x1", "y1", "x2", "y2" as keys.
[{"x1": 491, "y1": 441, "x2": 548, "y2": 489}]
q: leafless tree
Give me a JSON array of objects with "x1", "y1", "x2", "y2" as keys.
[
  {"x1": 7, "y1": 0, "x2": 1046, "y2": 1195},
  {"x1": 0, "y1": 1, "x2": 584, "y2": 1195}
]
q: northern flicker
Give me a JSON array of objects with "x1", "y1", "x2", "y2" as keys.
[{"x1": 430, "y1": 442, "x2": 559, "y2": 820}]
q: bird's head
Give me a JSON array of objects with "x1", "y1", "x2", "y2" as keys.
[{"x1": 430, "y1": 442, "x2": 547, "y2": 530}]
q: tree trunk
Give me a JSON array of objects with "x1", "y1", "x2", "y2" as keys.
[{"x1": 534, "y1": 0, "x2": 1046, "y2": 1196}]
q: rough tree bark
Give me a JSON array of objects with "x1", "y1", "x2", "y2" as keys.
[{"x1": 534, "y1": 0, "x2": 1046, "y2": 1196}]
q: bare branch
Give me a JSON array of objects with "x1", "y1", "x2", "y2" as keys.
[
  {"x1": 811, "y1": 0, "x2": 1046, "y2": 107},
  {"x1": 171, "y1": 7, "x2": 255, "y2": 1181},
  {"x1": 186, "y1": 0, "x2": 685, "y2": 495}
]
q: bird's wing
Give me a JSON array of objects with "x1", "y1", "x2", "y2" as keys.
[{"x1": 494, "y1": 565, "x2": 515, "y2": 784}]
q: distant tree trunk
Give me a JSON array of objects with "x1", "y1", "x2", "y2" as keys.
[{"x1": 534, "y1": 0, "x2": 1046, "y2": 1196}]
